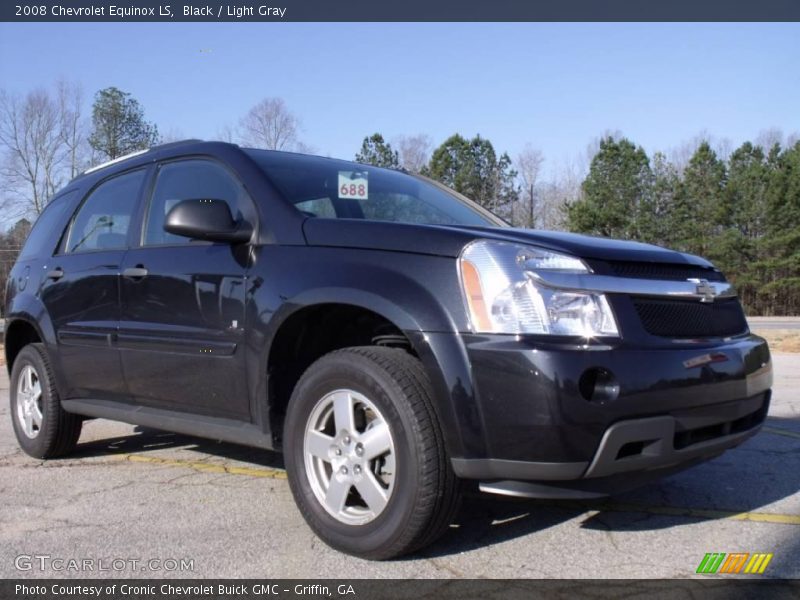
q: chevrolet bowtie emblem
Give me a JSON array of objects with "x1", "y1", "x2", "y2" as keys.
[{"x1": 688, "y1": 278, "x2": 716, "y2": 303}]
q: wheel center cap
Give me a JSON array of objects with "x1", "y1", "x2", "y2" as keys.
[{"x1": 331, "y1": 430, "x2": 365, "y2": 481}]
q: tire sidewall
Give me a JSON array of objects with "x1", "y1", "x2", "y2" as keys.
[{"x1": 285, "y1": 353, "x2": 424, "y2": 555}]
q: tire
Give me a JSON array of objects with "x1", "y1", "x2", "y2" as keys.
[
  {"x1": 284, "y1": 346, "x2": 460, "y2": 559},
  {"x1": 10, "y1": 343, "x2": 82, "y2": 459}
]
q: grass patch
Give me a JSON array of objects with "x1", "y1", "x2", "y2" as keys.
[{"x1": 752, "y1": 329, "x2": 800, "y2": 353}]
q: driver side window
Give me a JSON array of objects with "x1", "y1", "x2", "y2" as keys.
[{"x1": 144, "y1": 160, "x2": 247, "y2": 246}]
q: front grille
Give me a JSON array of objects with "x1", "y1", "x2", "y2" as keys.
[
  {"x1": 633, "y1": 297, "x2": 748, "y2": 338},
  {"x1": 603, "y1": 260, "x2": 726, "y2": 282}
]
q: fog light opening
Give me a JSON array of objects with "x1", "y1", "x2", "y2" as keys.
[{"x1": 579, "y1": 368, "x2": 620, "y2": 404}]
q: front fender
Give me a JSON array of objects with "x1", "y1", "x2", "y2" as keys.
[
  {"x1": 248, "y1": 245, "x2": 466, "y2": 344},
  {"x1": 244, "y1": 245, "x2": 479, "y2": 457}
]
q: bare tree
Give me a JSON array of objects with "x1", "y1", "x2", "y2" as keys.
[
  {"x1": 755, "y1": 128, "x2": 800, "y2": 151},
  {"x1": 537, "y1": 158, "x2": 583, "y2": 231},
  {"x1": 216, "y1": 123, "x2": 237, "y2": 144},
  {"x1": 238, "y1": 97, "x2": 301, "y2": 151},
  {"x1": 755, "y1": 128, "x2": 785, "y2": 151},
  {"x1": 516, "y1": 144, "x2": 544, "y2": 227},
  {"x1": 395, "y1": 134, "x2": 432, "y2": 173},
  {"x1": 583, "y1": 129, "x2": 623, "y2": 173},
  {"x1": 293, "y1": 140, "x2": 316, "y2": 155},
  {"x1": 0, "y1": 88, "x2": 65, "y2": 218},
  {"x1": 667, "y1": 131, "x2": 736, "y2": 173},
  {"x1": 159, "y1": 127, "x2": 188, "y2": 144},
  {"x1": 56, "y1": 80, "x2": 87, "y2": 179},
  {"x1": 0, "y1": 81, "x2": 87, "y2": 223}
]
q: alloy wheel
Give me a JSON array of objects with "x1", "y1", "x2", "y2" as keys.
[
  {"x1": 16, "y1": 365, "x2": 43, "y2": 439},
  {"x1": 303, "y1": 389, "x2": 396, "y2": 525}
]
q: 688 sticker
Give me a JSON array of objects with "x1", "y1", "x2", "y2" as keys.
[{"x1": 338, "y1": 171, "x2": 369, "y2": 200}]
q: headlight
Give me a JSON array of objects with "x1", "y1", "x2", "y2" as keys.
[{"x1": 459, "y1": 240, "x2": 619, "y2": 336}]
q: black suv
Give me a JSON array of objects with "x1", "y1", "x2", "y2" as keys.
[{"x1": 4, "y1": 141, "x2": 772, "y2": 559}]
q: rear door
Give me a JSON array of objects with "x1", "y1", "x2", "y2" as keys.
[
  {"x1": 40, "y1": 168, "x2": 148, "y2": 400},
  {"x1": 118, "y1": 158, "x2": 253, "y2": 419}
]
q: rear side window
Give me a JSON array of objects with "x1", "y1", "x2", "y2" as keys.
[
  {"x1": 143, "y1": 160, "x2": 247, "y2": 246},
  {"x1": 17, "y1": 191, "x2": 77, "y2": 260},
  {"x1": 66, "y1": 169, "x2": 146, "y2": 253}
]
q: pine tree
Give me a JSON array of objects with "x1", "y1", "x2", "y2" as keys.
[
  {"x1": 675, "y1": 142, "x2": 727, "y2": 257},
  {"x1": 719, "y1": 142, "x2": 771, "y2": 311},
  {"x1": 567, "y1": 137, "x2": 652, "y2": 240},
  {"x1": 427, "y1": 134, "x2": 518, "y2": 219},
  {"x1": 355, "y1": 133, "x2": 399, "y2": 168},
  {"x1": 641, "y1": 152, "x2": 679, "y2": 246},
  {"x1": 88, "y1": 87, "x2": 159, "y2": 160},
  {"x1": 759, "y1": 142, "x2": 800, "y2": 314}
]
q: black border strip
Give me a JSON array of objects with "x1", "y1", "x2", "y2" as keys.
[
  {"x1": 2, "y1": 0, "x2": 800, "y2": 22},
  {"x1": 3, "y1": 579, "x2": 800, "y2": 600}
]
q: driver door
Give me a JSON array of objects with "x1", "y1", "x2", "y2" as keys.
[{"x1": 117, "y1": 159, "x2": 254, "y2": 419}]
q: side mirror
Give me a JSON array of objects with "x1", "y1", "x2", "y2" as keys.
[{"x1": 164, "y1": 199, "x2": 252, "y2": 243}]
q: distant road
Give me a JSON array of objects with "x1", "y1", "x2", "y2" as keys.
[{"x1": 748, "y1": 317, "x2": 800, "y2": 330}]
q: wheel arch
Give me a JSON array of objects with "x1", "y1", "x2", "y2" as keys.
[
  {"x1": 260, "y1": 299, "x2": 413, "y2": 442},
  {"x1": 4, "y1": 317, "x2": 47, "y2": 375},
  {"x1": 257, "y1": 283, "x2": 468, "y2": 449}
]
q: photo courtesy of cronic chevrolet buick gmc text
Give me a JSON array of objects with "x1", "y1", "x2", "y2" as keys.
[{"x1": 4, "y1": 140, "x2": 772, "y2": 559}]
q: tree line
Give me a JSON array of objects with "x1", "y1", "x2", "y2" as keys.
[
  {"x1": 0, "y1": 81, "x2": 798, "y2": 315},
  {"x1": 353, "y1": 131, "x2": 800, "y2": 316},
  {"x1": 566, "y1": 137, "x2": 800, "y2": 316}
]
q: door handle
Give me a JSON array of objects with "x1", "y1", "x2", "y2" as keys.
[
  {"x1": 122, "y1": 266, "x2": 149, "y2": 279},
  {"x1": 45, "y1": 267, "x2": 64, "y2": 281}
]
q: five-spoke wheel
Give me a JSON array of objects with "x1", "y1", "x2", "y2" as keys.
[
  {"x1": 15, "y1": 364, "x2": 44, "y2": 439},
  {"x1": 304, "y1": 389, "x2": 396, "y2": 525},
  {"x1": 284, "y1": 346, "x2": 460, "y2": 559}
]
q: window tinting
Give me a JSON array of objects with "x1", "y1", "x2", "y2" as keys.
[
  {"x1": 246, "y1": 150, "x2": 502, "y2": 227},
  {"x1": 18, "y1": 191, "x2": 77, "y2": 260},
  {"x1": 67, "y1": 170, "x2": 145, "y2": 253},
  {"x1": 144, "y1": 160, "x2": 246, "y2": 246}
]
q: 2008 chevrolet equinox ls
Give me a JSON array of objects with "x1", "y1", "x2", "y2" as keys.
[{"x1": 4, "y1": 140, "x2": 772, "y2": 559}]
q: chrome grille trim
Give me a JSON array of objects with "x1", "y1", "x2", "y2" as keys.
[{"x1": 527, "y1": 271, "x2": 737, "y2": 302}]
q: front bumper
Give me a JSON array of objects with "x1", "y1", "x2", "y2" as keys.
[{"x1": 447, "y1": 332, "x2": 772, "y2": 497}]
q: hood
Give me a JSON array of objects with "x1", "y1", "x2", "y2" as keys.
[{"x1": 302, "y1": 219, "x2": 713, "y2": 267}]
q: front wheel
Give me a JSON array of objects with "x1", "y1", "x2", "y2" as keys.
[{"x1": 284, "y1": 347, "x2": 460, "y2": 559}]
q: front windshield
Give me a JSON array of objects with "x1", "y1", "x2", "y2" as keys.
[{"x1": 246, "y1": 150, "x2": 504, "y2": 227}]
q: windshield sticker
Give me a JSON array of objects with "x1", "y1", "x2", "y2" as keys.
[{"x1": 338, "y1": 171, "x2": 369, "y2": 200}]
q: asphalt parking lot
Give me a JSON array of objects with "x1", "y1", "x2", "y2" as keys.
[{"x1": 0, "y1": 355, "x2": 798, "y2": 580}]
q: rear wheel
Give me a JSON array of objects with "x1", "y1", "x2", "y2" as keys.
[
  {"x1": 10, "y1": 344, "x2": 82, "y2": 459},
  {"x1": 284, "y1": 346, "x2": 460, "y2": 559}
]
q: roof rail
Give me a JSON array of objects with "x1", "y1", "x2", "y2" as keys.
[
  {"x1": 82, "y1": 139, "x2": 209, "y2": 175},
  {"x1": 150, "y1": 138, "x2": 205, "y2": 151},
  {"x1": 83, "y1": 149, "x2": 149, "y2": 174}
]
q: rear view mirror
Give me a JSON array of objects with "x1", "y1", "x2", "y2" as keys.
[{"x1": 164, "y1": 199, "x2": 252, "y2": 243}]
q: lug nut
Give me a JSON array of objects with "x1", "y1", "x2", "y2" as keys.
[
  {"x1": 353, "y1": 465, "x2": 362, "y2": 475},
  {"x1": 343, "y1": 435, "x2": 351, "y2": 445},
  {"x1": 340, "y1": 466, "x2": 348, "y2": 475},
  {"x1": 334, "y1": 448, "x2": 342, "y2": 456},
  {"x1": 355, "y1": 444, "x2": 364, "y2": 457}
]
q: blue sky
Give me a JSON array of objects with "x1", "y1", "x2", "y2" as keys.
[{"x1": 0, "y1": 23, "x2": 798, "y2": 174}]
